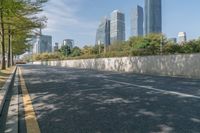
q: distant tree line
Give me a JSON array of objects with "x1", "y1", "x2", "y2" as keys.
[
  {"x1": 32, "y1": 34, "x2": 200, "y2": 61},
  {"x1": 0, "y1": 0, "x2": 48, "y2": 69}
]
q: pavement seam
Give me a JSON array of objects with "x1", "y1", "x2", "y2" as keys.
[{"x1": 19, "y1": 67, "x2": 41, "y2": 133}]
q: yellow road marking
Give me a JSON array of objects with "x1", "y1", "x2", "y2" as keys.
[{"x1": 19, "y1": 67, "x2": 41, "y2": 133}]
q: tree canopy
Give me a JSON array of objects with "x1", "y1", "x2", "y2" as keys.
[{"x1": 0, "y1": 0, "x2": 48, "y2": 69}]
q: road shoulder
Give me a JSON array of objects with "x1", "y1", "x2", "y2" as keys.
[{"x1": 5, "y1": 68, "x2": 19, "y2": 133}]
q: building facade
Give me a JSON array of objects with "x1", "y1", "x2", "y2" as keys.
[
  {"x1": 96, "y1": 17, "x2": 110, "y2": 46},
  {"x1": 54, "y1": 43, "x2": 59, "y2": 52},
  {"x1": 131, "y1": 5, "x2": 143, "y2": 37},
  {"x1": 168, "y1": 38, "x2": 177, "y2": 44},
  {"x1": 110, "y1": 10, "x2": 125, "y2": 43},
  {"x1": 32, "y1": 35, "x2": 38, "y2": 54},
  {"x1": 145, "y1": 0, "x2": 162, "y2": 35},
  {"x1": 63, "y1": 39, "x2": 74, "y2": 49},
  {"x1": 40, "y1": 35, "x2": 52, "y2": 53},
  {"x1": 178, "y1": 32, "x2": 187, "y2": 44},
  {"x1": 33, "y1": 34, "x2": 52, "y2": 54}
]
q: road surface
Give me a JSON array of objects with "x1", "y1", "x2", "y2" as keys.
[{"x1": 17, "y1": 65, "x2": 200, "y2": 133}]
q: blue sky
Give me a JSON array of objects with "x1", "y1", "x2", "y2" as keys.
[{"x1": 41, "y1": 0, "x2": 200, "y2": 47}]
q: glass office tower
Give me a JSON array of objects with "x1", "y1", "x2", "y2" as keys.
[
  {"x1": 145, "y1": 0, "x2": 162, "y2": 35},
  {"x1": 131, "y1": 5, "x2": 143, "y2": 36},
  {"x1": 33, "y1": 35, "x2": 52, "y2": 54},
  {"x1": 96, "y1": 18, "x2": 110, "y2": 46},
  {"x1": 110, "y1": 10, "x2": 125, "y2": 43},
  {"x1": 39, "y1": 35, "x2": 52, "y2": 53}
]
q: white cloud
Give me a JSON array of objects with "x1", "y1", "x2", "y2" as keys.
[{"x1": 40, "y1": 0, "x2": 98, "y2": 45}]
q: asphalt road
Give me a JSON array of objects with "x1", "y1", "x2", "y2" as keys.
[{"x1": 19, "y1": 64, "x2": 200, "y2": 133}]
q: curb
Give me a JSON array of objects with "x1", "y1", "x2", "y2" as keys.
[
  {"x1": 5, "y1": 67, "x2": 19, "y2": 133},
  {"x1": 0, "y1": 66, "x2": 17, "y2": 115}
]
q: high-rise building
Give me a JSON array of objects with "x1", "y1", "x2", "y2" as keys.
[
  {"x1": 63, "y1": 39, "x2": 74, "y2": 49},
  {"x1": 110, "y1": 10, "x2": 125, "y2": 43},
  {"x1": 131, "y1": 5, "x2": 143, "y2": 37},
  {"x1": 178, "y1": 32, "x2": 187, "y2": 44},
  {"x1": 168, "y1": 38, "x2": 177, "y2": 44},
  {"x1": 33, "y1": 34, "x2": 52, "y2": 54},
  {"x1": 32, "y1": 35, "x2": 38, "y2": 54},
  {"x1": 96, "y1": 17, "x2": 110, "y2": 46},
  {"x1": 54, "y1": 43, "x2": 59, "y2": 52},
  {"x1": 145, "y1": 0, "x2": 162, "y2": 35},
  {"x1": 39, "y1": 35, "x2": 52, "y2": 53}
]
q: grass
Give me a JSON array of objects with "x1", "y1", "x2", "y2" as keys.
[{"x1": 0, "y1": 66, "x2": 15, "y2": 88}]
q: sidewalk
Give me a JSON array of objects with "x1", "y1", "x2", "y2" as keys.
[
  {"x1": 0, "y1": 67, "x2": 16, "y2": 88},
  {"x1": 0, "y1": 66, "x2": 17, "y2": 132}
]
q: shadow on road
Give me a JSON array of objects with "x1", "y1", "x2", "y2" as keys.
[{"x1": 20, "y1": 65, "x2": 200, "y2": 133}]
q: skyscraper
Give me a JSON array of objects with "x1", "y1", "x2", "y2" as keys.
[
  {"x1": 63, "y1": 39, "x2": 74, "y2": 49},
  {"x1": 178, "y1": 32, "x2": 187, "y2": 44},
  {"x1": 39, "y1": 35, "x2": 52, "y2": 53},
  {"x1": 145, "y1": 0, "x2": 162, "y2": 35},
  {"x1": 54, "y1": 43, "x2": 59, "y2": 52},
  {"x1": 110, "y1": 10, "x2": 125, "y2": 43},
  {"x1": 131, "y1": 5, "x2": 143, "y2": 37},
  {"x1": 96, "y1": 17, "x2": 110, "y2": 46},
  {"x1": 33, "y1": 34, "x2": 52, "y2": 54},
  {"x1": 168, "y1": 38, "x2": 177, "y2": 44},
  {"x1": 32, "y1": 35, "x2": 38, "y2": 54}
]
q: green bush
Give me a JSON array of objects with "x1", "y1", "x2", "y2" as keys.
[{"x1": 32, "y1": 35, "x2": 200, "y2": 61}]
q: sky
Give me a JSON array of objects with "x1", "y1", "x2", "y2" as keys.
[{"x1": 41, "y1": 0, "x2": 200, "y2": 47}]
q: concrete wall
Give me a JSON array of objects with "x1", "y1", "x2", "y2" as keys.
[{"x1": 33, "y1": 53, "x2": 200, "y2": 79}]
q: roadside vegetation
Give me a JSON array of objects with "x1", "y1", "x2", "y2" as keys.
[
  {"x1": 0, "y1": 0, "x2": 48, "y2": 69},
  {"x1": 32, "y1": 34, "x2": 200, "y2": 61},
  {"x1": 0, "y1": 66, "x2": 15, "y2": 87}
]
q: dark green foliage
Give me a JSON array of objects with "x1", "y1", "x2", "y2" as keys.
[
  {"x1": 71, "y1": 46, "x2": 81, "y2": 57},
  {"x1": 59, "y1": 45, "x2": 72, "y2": 56},
  {"x1": 163, "y1": 44, "x2": 181, "y2": 54}
]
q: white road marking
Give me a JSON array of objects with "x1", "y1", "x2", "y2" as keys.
[{"x1": 105, "y1": 79, "x2": 200, "y2": 99}]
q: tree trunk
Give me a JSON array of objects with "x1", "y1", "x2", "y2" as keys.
[
  {"x1": 10, "y1": 36, "x2": 13, "y2": 66},
  {"x1": 11, "y1": 52, "x2": 14, "y2": 66},
  {"x1": 11, "y1": 33, "x2": 14, "y2": 66},
  {"x1": 7, "y1": 26, "x2": 11, "y2": 67},
  {"x1": 0, "y1": 8, "x2": 6, "y2": 70}
]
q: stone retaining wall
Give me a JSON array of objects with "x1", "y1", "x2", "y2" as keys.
[{"x1": 33, "y1": 53, "x2": 200, "y2": 79}]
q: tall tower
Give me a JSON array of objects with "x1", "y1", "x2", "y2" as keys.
[
  {"x1": 145, "y1": 0, "x2": 162, "y2": 35},
  {"x1": 110, "y1": 10, "x2": 125, "y2": 44},
  {"x1": 178, "y1": 32, "x2": 187, "y2": 45},
  {"x1": 96, "y1": 17, "x2": 110, "y2": 46},
  {"x1": 131, "y1": 5, "x2": 143, "y2": 36}
]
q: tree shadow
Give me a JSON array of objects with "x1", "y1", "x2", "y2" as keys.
[{"x1": 20, "y1": 65, "x2": 200, "y2": 133}]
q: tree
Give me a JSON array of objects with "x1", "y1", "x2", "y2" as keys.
[
  {"x1": 82, "y1": 45, "x2": 93, "y2": 55},
  {"x1": 127, "y1": 34, "x2": 166, "y2": 55},
  {"x1": 0, "y1": 0, "x2": 6, "y2": 69},
  {"x1": 0, "y1": 0, "x2": 48, "y2": 69},
  {"x1": 163, "y1": 44, "x2": 181, "y2": 54},
  {"x1": 59, "y1": 45, "x2": 72, "y2": 56},
  {"x1": 92, "y1": 44, "x2": 104, "y2": 55},
  {"x1": 71, "y1": 46, "x2": 81, "y2": 57},
  {"x1": 185, "y1": 40, "x2": 200, "y2": 53},
  {"x1": 128, "y1": 36, "x2": 146, "y2": 49}
]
